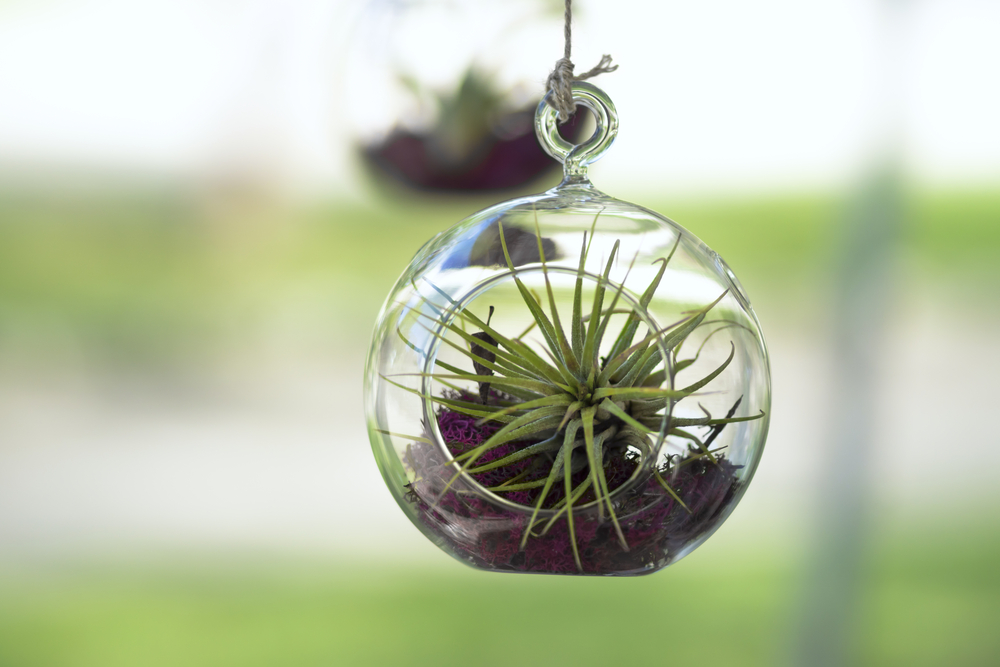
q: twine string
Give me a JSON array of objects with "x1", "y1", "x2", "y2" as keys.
[{"x1": 545, "y1": 0, "x2": 617, "y2": 123}]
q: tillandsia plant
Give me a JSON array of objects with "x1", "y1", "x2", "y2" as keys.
[
  {"x1": 362, "y1": 68, "x2": 586, "y2": 192},
  {"x1": 382, "y1": 214, "x2": 765, "y2": 574}
]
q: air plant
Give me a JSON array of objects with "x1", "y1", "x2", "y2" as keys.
[
  {"x1": 384, "y1": 213, "x2": 764, "y2": 573},
  {"x1": 362, "y1": 68, "x2": 586, "y2": 192}
]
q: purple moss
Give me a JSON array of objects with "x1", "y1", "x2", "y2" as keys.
[{"x1": 402, "y1": 399, "x2": 741, "y2": 575}]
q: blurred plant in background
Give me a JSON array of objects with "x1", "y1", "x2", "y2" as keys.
[
  {"x1": 362, "y1": 67, "x2": 585, "y2": 191},
  {"x1": 348, "y1": 0, "x2": 584, "y2": 193}
]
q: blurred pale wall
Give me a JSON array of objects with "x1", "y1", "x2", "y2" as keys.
[{"x1": 1, "y1": 0, "x2": 998, "y2": 196}]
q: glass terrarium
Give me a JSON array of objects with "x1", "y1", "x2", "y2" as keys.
[
  {"x1": 365, "y1": 82, "x2": 771, "y2": 575},
  {"x1": 344, "y1": 0, "x2": 586, "y2": 192}
]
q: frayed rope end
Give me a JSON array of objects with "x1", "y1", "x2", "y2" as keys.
[{"x1": 545, "y1": 54, "x2": 618, "y2": 123}]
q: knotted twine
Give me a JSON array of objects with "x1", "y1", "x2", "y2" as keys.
[{"x1": 545, "y1": 0, "x2": 618, "y2": 123}]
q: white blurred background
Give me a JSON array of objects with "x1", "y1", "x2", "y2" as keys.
[{"x1": 2, "y1": 1, "x2": 998, "y2": 194}]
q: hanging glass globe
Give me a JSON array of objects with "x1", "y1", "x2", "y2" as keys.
[
  {"x1": 365, "y1": 82, "x2": 771, "y2": 575},
  {"x1": 344, "y1": 0, "x2": 586, "y2": 192}
]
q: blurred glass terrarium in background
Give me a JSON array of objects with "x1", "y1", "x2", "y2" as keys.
[
  {"x1": 344, "y1": 0, "x2": 586, "y2": 192},
  {"x1": 365, "y1": 82, "x2": 771, "y2": 575}
]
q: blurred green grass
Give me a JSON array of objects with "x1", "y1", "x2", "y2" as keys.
[
  {"x1": 1, "y1": 188, "x2": 997, "y2": 364},
  {"x1": 0, "y1": 525, "x2": 996, "y2": 667}
]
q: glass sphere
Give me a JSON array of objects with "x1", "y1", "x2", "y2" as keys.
[
  {"x1": 343, "y1": 0, "x2": 586, "y2": 192},
  {"x1": 365, "y1": 83, "x2": 771, "y2": 575}
]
